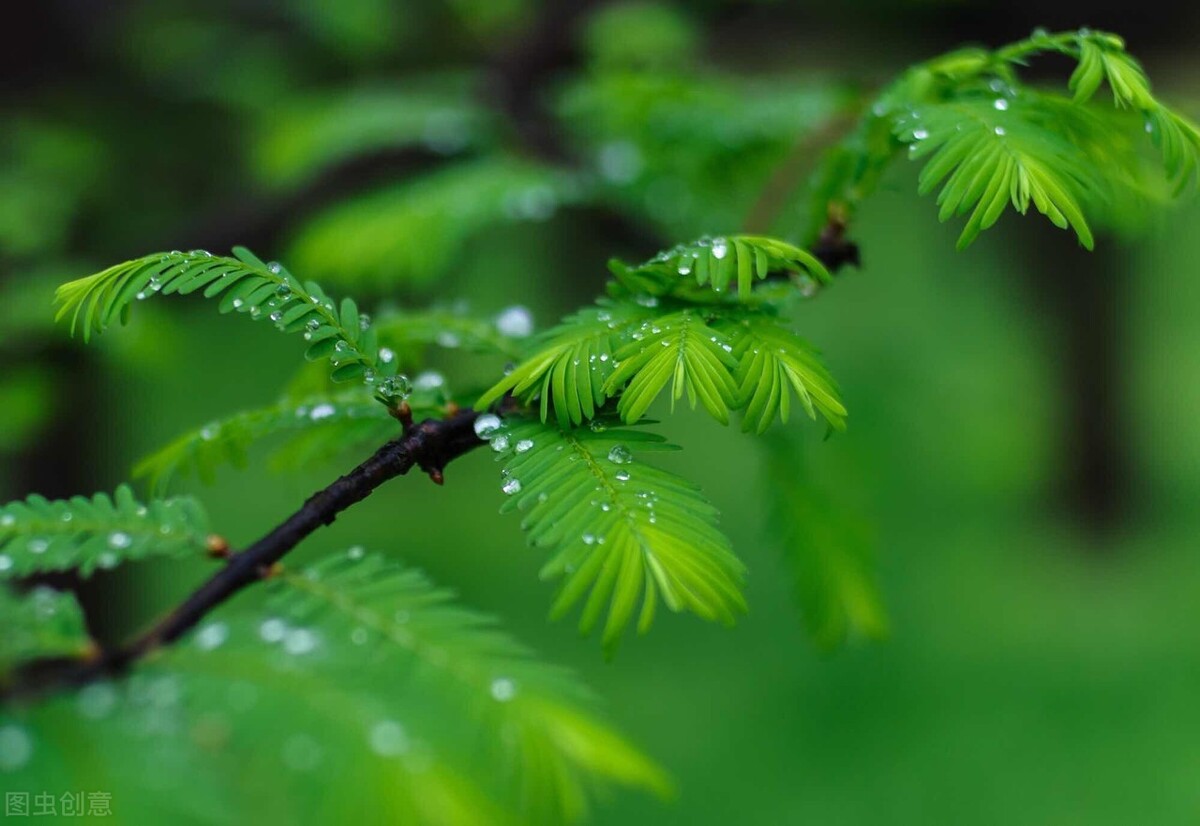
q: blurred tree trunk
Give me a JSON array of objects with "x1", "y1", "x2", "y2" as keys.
[{"x1": 1020, "y1": 226, "x2": 1131, "y2": 533}]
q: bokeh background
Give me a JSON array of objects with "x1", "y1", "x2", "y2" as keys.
[{"x1": 4, "y1": 1, "x2": 1200, "y2": 823}]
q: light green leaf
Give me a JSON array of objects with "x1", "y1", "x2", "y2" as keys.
[
  {"x1": 493, "y1": 418, "x2": 746, "y2": 653},
  {"x1": 605, "y1": 310, "x2": 739, "y2": 424},
  {"x1": 0, "y1": 486, "x2": 212, "y2": 579}
]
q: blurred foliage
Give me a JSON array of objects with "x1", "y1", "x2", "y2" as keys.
[{"x1": 3, "y1": 0, "x2": 1200, "y2": 824}]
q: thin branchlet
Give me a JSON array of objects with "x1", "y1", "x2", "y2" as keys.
[{"x1": 1, "y1": 409, "x2": 483, "y2": 703}]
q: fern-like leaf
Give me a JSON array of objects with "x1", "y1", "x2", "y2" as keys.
[
  {"x1": 476, "y1": 302, "x2": 653, "y2": 428},
  {"x1": 1148, "y1": 107, "x2": 1200, "y2": 192},
  {"x1": 719, "y1": 316, "x2": 847, "y2": 433},
  {"x1": 128, "y1": 550, "x2": 671, "y2": 823},
  {"x1": 135, "y1": 390, "x2": 406, "y2": 492},
  {"x1": 605, "y1": 310, "x2": 740, "y2": 424},
  {"x1": 0, "y1": 486, "x2": 211, "y2": 579},
  {"x1": 897, "y1": 99, "x2": 1098, "y2": 249},
  {"x1": 55, "y1": 247, "x2": 380, "y2": 382},
  {"x1": 0, "y1": 586, "x2": 92, "y2": 674},
  {"x1": 252, "y1": 78, "x2": 491, "y2": 188},
  {"x1": 763, "y1": 434, "x2": 887, "y2": 649},
  {"x1": 287, "y1": 158, "x2": 586, "y2": 289},
  {"x1": 613, "y1": 234, "x2": 830, "y2": 300},
  {"x1": 490, "y1": 417, "x2": 746, "y2": 652}
]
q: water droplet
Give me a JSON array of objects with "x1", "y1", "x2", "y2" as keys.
[
  {"x1": 309, "y1": 403, "x2": 336, "y2": 421},
  {"x1": 358, "y1": 313, "x2": 371, "y2": 331},
  {"x1": 369, "y1": 720, "x2": 410, "y2": 757},
  {"x1": 200, "y1": 423, "x2": 219, "y2": 440},
  {"x1": 491, "y1": 434, "x2": 511, "y2": 453},
  {"x1": 76, "y1": 683, "x2": 118, "y2": 720},
  {"x1": 231, "y1": 298, "x2": 245, "y2": 310},
  {"x1": 607, "y1": 445, "x2": 633, "y2": 465},
  {"x1": 582, "y1": 533, "x2": 596, "y2": 545},
  {"x1": 267, "y1": 261, "x2": 283, "y2": 274},
  {"x1": 350, "y1": 627, "x2": 369, "y2": 645},
  {"x1": 97, "y1": 552, "x2": 119, "y2": 570},
  {"x1": 436, "y1": 331, "x2": 461, "y2": 348},
  {"x1": 379, "y1": 347, "x2": 395, "y2": 364},
  {"x1": 994, "y1": 126, "x2": 1006, "y2": 136},
  {"x1": 28, "y1": 539, "x2": 48, "y2": 555},
  {"x1": 502, "y1": 477, "x2": 522, "y2": 495},
  {"x1": 993, "y1": 98, "x2": 1009, "y2": 111},
  {"x1": 0, "y1": 725, "x2": 33, "y2": 771},
  {"x1": 514, "y1": 439, "x2": 534, "y2": 454},
  {"x1": 378, "y1": 374, "x2": 412, "y2": 401},
  {"x1": 0, "y1": 514, "x2": 14, "y2": 528},
  {"x1": 474, "y1": 414, "x2": 502, "y2": 439},
  {"x1": 490, "y1": 677, "x2": 517, "y2": 702},
  {"x1": 196, "y1": 622, "x2": 229, "y2": 651},
  {"x1": 347, "y1": 546, "x2": 365, "y2": 561},
  {"x1": 712, "y1": 238, "x2": 728, "y2": 259},
  {"x1": 677, "y1": 258, "x2": 693, "y2": 276},
  {"x1": 259, "y1": 618, "x2": 287, "y2": 643},
  {"x1": 495, "y1": 305, "x2": 534, "y2": 338},
  {"x1": 305, "y1": 318, "x2": 320, "y2": 332},
  {"x1": 269, "y1": 310, "x2": 284, "y2": 323},
  {"x1": 108, "y1": 532, "x2": 132, "y2": 550},
  {"x1": 275, "y1": 283, "x2": 292, "y2": 297},
  {"x1": 283, "y1": 628, "x2": 318, "y2": 655},
  {"x1": 615, "y1": 470, "x2": 631, "y2": 482},
  {"x1": 413, "y1": 371, "x2": 445, "y2": 392},
  {"x1": 912, "y1": 128, "x2": 929, "y2": 140},
  {"x1": 635, "y1": 294, "x2": 659, "y2": 308}
]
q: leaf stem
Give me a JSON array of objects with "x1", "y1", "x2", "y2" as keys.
[{"x1": 1, "y1": 409, "x2": 484, "y2": 702}]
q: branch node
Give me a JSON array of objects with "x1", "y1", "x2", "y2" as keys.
[
  {"x1": 205, "y1": 534, "x2": 231, "y2": 559},
  {"x1": 390, "y1": 401, "x2": 415, "y2": 433}
]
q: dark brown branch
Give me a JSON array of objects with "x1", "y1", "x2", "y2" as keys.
[{"x1": 2, "y1": 409, "x2": 484, "y2": 703}]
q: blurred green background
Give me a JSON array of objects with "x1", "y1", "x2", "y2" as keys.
[{"x1": 4, "y1": 1, "x2": 1200, "y2": 823}]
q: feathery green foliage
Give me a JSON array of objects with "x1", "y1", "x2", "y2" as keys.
[
  {"x1": 720, "y1": 315, "x2": 847, "y2": 434},
  {"x1": 287, "y1": 158, "x2": 585, "y2": 289},
  {"x1": 252, "y1": 78, "x2": 492, "y2": 188},
  {"x1": 0, "y1": 586, "x2": 91, "y2": 674},
  {"x1": 814, "y1": 28, "x2": 1200, "y2": 247},
  {"x1": 146, "y1": 550, "x2": 666, "y2": 823},
  {"x1": 55, "y1": 247, "x2": 382, "y2": 383},
  {"x1": 477, "y1": 303, "x2": 654, "y2": 428},
  {"x1": 0, "y1": 486, "x2": 212, "y2": 579},
  {"x1": 0, "y1": 551, "x2": 666, "y2": 824},
  {"x1": 605, "y1": 310, "x2": 740, "y2": 424},
  {"x1": 260, "y1": 551, "x2": 670, "y2": 820},
  {"x1": 897, "y1": 98, "x2": 1099, "y2": 249},
  {"x1": 610, "y1": 234, "x2": 830, "y2": 300},
  {"x1": 135, "y1": 389, "x2": 395, "y2": 492},
  {"x1": 486, "y1": 417, "x2": 745, "y2": 652},
  {"x1": 16, "y1": 23, "x2": 1200, "y2": 824},
  {"x1": 479, "y1": 235, "x2": 845, "y2": 435},
  {"x1": 763, "y1": 435, "x2": 886, "y2": 649}
]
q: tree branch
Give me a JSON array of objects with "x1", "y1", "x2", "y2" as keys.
[{"x1": 1, "y1": 408, "x2": 483, "y2": 703}]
